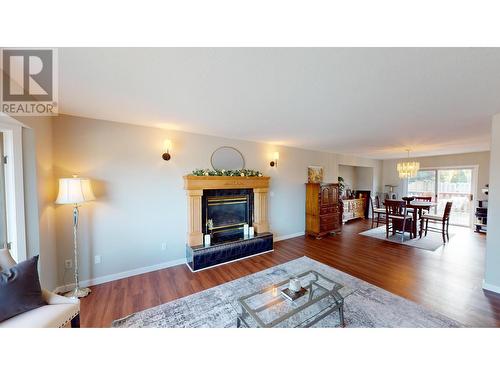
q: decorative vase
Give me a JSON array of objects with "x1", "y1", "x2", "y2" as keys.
[{"x1": 289, "y1": 277, "x2": 301, "y2": 292}]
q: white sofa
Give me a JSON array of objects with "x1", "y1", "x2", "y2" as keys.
[{"x1": 0, "y1": 249, "x2": 80, "y2": 328}]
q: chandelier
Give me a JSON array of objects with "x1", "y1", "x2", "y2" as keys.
[{"x1": 397, "y1": 149, "x2": 420, "y2": 179}]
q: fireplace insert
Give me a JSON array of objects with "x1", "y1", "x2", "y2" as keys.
[{"x1": 202, "y1": 189, "x2": 254, "y2": 244}]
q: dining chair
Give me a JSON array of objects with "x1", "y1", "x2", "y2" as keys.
[
  {"x1": 420, "y1": 201, "x2": 453, "y2": 243},
  {"x1": 385, "y1": 199, "x2": 413, "y2": 242},
  {"x1": 370, "y1": 195, "x2": 386, "y2": 228},
  {"x1": 413, "y1": 196, "x2": 433, "y2": 213}
]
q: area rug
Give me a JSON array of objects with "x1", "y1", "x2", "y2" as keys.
[
  {"x1": 112, "y1": 257, "x2": 463, "y2": 328},
  {"x1": 359, "y1": 226, "x2": 455, "y2": 251}
]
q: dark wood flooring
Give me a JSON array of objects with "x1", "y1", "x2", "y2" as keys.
[{"x1": 80, "y1": 220, "x2": 500, "y2": 327}]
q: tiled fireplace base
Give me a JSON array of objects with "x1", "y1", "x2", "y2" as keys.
[{"x1": 186, "y1": 233, "x2": 274, "y2": 272}]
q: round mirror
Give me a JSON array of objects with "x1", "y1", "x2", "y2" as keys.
[{"x1": 211, "y1": 146, "x2": 245, "y2": 170}]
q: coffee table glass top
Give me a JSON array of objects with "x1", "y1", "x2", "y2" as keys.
[{"x1": 237, "y1": 270, "x2": 346, "y2": 328}]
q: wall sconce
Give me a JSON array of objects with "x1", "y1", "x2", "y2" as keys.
[
  {"x1": 270, "y1": 151, "x2": 279, "y2": 167},
  {"x1": 162, "y1": 139, "x2": 172, "y2": 161}
]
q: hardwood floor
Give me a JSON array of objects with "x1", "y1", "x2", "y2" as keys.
[{"x1": 80, "y1": 220, "x2": 500, "y2": 327}]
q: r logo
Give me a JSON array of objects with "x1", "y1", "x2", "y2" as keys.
[{"x1": 1, "y1": 49, "x2": 53, "y2": 102}]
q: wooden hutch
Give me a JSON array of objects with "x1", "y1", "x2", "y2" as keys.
[{"x1": 305, "y1": 183, "x2": 342, "y2": 238}]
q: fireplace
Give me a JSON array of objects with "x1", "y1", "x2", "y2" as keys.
[
  {"x1": 202, "y1": 189, "x2": 254, "y2": 244},
  {"x1": 183, "y1": 175, "x2": 272, "y2": 271},
  {"x1": 354, "y1": 190, "x2": 371, "y2": 218}
]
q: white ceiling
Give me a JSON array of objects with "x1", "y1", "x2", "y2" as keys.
[{"x1": 56, "y1": 48, "x2": 500, "y2": 159}]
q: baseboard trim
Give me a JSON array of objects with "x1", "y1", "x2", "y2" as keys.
[
  {"x1": 482, "y1": 280, "x2": 500, "y2": 294},
  {"x1": 54, "y1": 257, "x2": 186, "y2": 294},
  {"x1": 274, "y1": 231, "x2": 305, "y2": 242}
]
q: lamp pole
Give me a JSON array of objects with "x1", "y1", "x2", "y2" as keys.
[
  {"x1": 66, "y1": 203, "x2": 91, "y2": 299},
  {"x1": 56, "y1": 176, "x2": 95, "y2": 299}
]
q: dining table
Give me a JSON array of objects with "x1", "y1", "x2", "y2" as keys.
[
  {"x1": 406, "y1": 201, "x2": 438, "y2": 238},
  {"x1": 384, "y1": 200, "x2": 437, "y2": 238}
]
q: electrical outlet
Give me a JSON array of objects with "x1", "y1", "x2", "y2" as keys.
[
  {"x1": 94, "y1": 255, "x2": 101, "y2": 264},
  {"x1": 65, "y1": 259, "x2": 72, "y2": 269},
  {"x1": 161, "y1": 243, "x2": 167, "y2": 251}
]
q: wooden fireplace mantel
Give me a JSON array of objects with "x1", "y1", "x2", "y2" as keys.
[
  {"x1": 183, "y1": 175, "x2": 270, "y2": 246},
  {"x1": 183, "y1": 175, "x2": 270, "y2": 190}
]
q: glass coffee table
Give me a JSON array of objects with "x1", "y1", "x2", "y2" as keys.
[{"x1": 236, "y1": 270, "x2": 345, "y2": 328}]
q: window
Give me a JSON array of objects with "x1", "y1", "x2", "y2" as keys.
[{"x1": 407, "y1": 167, "x2": 476, "y2": 227}]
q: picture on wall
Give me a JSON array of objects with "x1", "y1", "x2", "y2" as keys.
[{"x1": 308, "y1": 166, "x2": 324, "y2": 183}]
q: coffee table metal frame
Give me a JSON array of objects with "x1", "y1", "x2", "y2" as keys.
[{"x1": 236, "y1": 270, "x2": 345, "y2": 328}]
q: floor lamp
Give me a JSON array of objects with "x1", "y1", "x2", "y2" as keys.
[{"x1": 56, "y1": 175, "x2": 95, "y2": 299}]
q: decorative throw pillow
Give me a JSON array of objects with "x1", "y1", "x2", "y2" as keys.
[{"x1": 0, "y1": 255, "x2": 46, "y2": 322}]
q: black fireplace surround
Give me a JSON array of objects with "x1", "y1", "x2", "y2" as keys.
[{"x1": 202, "y1": 189, "x2": 254, "y2": 244}]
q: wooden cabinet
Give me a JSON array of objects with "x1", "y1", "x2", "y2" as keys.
[
  {"x1": 342, "y1": 198, "x2": 365, "y2": 223},
  {"x1": 305, "y1": 183, "x2": 342, "y2": 238}
]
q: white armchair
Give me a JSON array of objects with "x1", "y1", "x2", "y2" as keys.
[{"x1": 0, "y1": 249, "x2": 80, "y2": 328}]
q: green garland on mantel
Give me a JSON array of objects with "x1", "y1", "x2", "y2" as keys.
[{"x1": 191, "y1": 168, "x2": 263, "y2": 177}]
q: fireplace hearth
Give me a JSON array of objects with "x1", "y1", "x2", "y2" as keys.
[{"x1": 186, "y1": 232, "x2": 273, "y2": 272}]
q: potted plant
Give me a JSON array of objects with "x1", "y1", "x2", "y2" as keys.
[{"x1": 338, "y1": 176, "x2": 345, "y2": 197}]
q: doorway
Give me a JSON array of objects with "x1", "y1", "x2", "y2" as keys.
[
  {"x1": 407, "y1": 167, "x2": 476, "y2": 227},
  {"x1": 0, "y1": 133, "x2": 8, "y2": 252},
  {"x1": 0, "y1": 118, "x2": 27, "y2": 262}
]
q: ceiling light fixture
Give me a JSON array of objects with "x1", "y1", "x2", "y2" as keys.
[{"x1": 397, "y1": 149, "x2": 420, "y2": 179}]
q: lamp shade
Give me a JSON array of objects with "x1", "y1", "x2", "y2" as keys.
[{"x1": 55, "y1": 177, "x2": 95, "y2": 205}]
